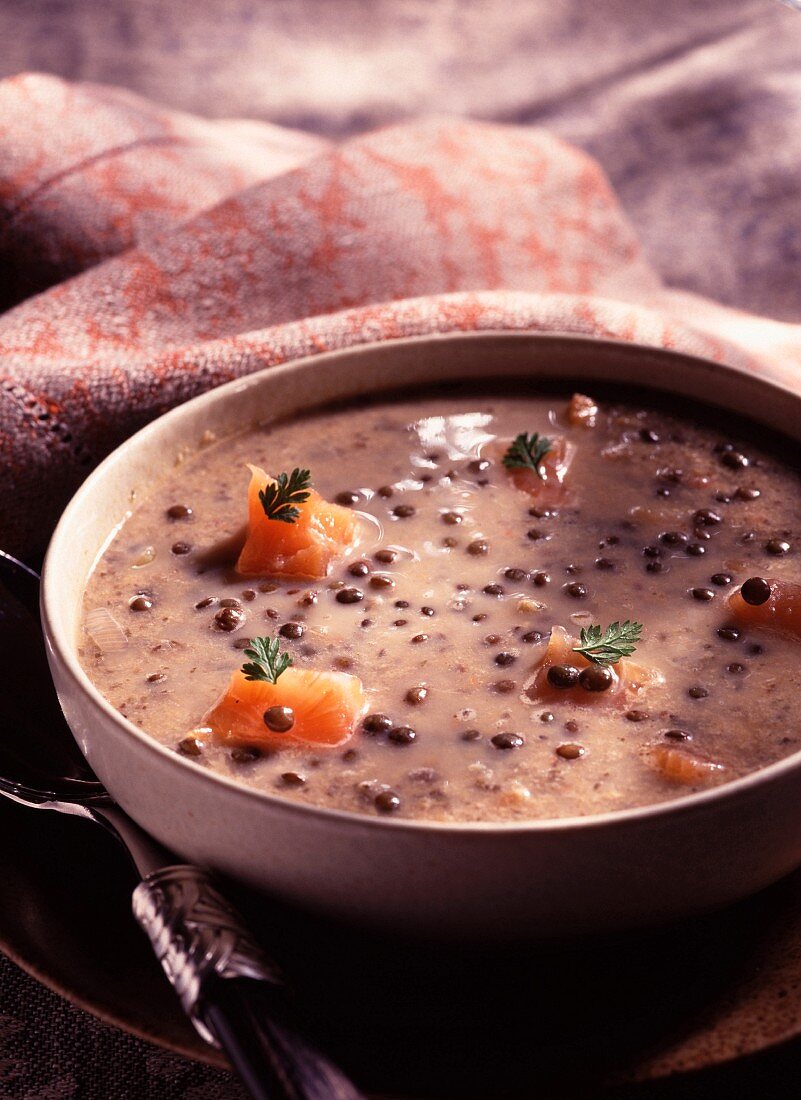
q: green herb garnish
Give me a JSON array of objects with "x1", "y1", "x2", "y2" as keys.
[
  {"x1": 241, "y1": 636, "x2": 294, "y2": 684},
  {"x1": 258, "y1": 467, "x2": 312, "y2": 523},
  {"x1": 572, "y1": 621, "x2": 643, "y2": 667},
  {"x1": 502, "y1": 433, "x2": 553, "y2": 480}
]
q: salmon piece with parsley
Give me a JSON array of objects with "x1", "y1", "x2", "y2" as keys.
[
  {"x1": 727, "y1": 577, "x2": 801, "y2": 638},
  {"x1": 203, "y1": 637, "x2": 366, "y2": 749},
  {"x1": 237, "y1": 465, "x2": 360, "y2": 579},
  {"x1": 525, "y1": 623, "x2": 660, "y2": 706},
  {"x1": 500, "y1": 432, "x2": 574, "y2": 505}
]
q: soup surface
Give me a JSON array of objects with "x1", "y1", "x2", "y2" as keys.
[{"x1": 80, "y1": 385, "x2": 801, "y2": 821}]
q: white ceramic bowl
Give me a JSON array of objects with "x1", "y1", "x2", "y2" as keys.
[{"x1": 42, "y1": 333, "x2": 801, "y2": 938}]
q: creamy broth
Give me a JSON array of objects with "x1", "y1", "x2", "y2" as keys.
[{"x1": 80, "y1": 387, "x2": 801, "y2": 821}]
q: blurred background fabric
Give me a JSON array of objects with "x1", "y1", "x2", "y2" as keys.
[{"x1": 1, "y1": 0, "x2": 800, "y2": 321}]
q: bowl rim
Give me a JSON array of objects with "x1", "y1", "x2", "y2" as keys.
[{"x1": 42, "y1": 329, "x2": 801, "y2": 837}]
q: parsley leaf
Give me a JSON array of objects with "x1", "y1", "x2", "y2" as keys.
[
  {"x1": 258, "y1": 468, "x2": 312, "y2": 524},
  {"x1": 572, "y1": 621, "x2": 643, "y2": 667},
  {"x1": 502, "y1": 433, "x2": 553, "y2": 480},
  {"x1": 241, "y1": 636, "x2": 294, "y2": 684}
]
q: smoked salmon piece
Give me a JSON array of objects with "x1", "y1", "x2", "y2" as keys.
[
  {"x1": 203, "y1": 666, "x2": 366, "y2": 750},
  {"x1": 727, "y1": 578, "x2": 801, "y2": 639},
  {"x1": 237, "y1": 465, "x2": 360, "y2": 578},
  {"x1": 500, "y1": 436, "x2": 575, "y2": 506},
  {"x1": 650, "y1": 744, "x2": 724, "y2": 785},
  {"x1": 524, "y1": 626, "x2": 662, "y2": 707}
]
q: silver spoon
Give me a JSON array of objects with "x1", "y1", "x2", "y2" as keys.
[{"x1": 0, "y1": 549, "x2": 364, "y2": 1100}]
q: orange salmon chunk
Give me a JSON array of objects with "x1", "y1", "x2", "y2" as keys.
[
  {"x1": 237, "y1": 464, "x2": 360, "y2": 578},
  {"x1": 524, "y1": 626, "x2": 662, "y2": 707},
  {"x1": 650, "y1": 744, "x2": 724, "y2": 786},
  {"x1": 203, "y1": 667, "x2": 366, "y2": 750},
  {"x1": 727, "y1": 579, "x2": 801, "y2": 639},
  {"x1": 501, "y1": 437, "x2": 575, "y2": 506}
]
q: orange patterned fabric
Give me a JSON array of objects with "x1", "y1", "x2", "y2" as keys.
[{"x1": 1, "y1": 73, "x2": 798, "y2": 559}]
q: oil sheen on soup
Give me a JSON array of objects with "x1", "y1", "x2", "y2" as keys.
[{"x1": 80, "y1": 388, "x2": 801, "y2": 822}]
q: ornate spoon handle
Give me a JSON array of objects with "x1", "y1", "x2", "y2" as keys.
[{"x1": 133, "y1": 865, "x2": 364, "y2": 1100}]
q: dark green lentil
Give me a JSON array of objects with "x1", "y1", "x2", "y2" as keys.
[
  {"x1": 660, "y1": 531, "x2": 688, "y2": 546},
  {"x1": 556, "y1": 743, "x2": 585, "y2": 759},
  {"x1": 563, "y1": 582, "x2": 588, "y2": 599},
  {"x1": 231, "y1": 746, "x2": 262, "y2": 763},
  {"x1": 375, "y1": 790, "x2": 401, "y2": 813},
  {"x1": 491, "y1": 732, "x2": 524, "y2": 749},
  {"x1": 214, "y1": 606, "x2": 245, "y2": 631},
  {"x1": 721, "y1": 450, "x2": 749, "y2": 470},
  {"x1": 389, "y1": 725, "x2": 416, "y2": 744},
  {"x1": 547, "y1": 665, "x2": 580, "y2": 689},
  {"x1": 263, "y1": 706, "x2": 295, "y2": 733},
  {"x1": 405, "y1": 686, "x2": 428, "y2": 705},
  {"x1": 336, "y1": 587, "x2": 364, "y2": 604},
  {"x1": 741, "y1": 577, "x2": 772, "y2": 605},
  {"x1": 694, "y1": 509, "x2": 723, "y2": 527},
  {"x1": 691, "y1": 587, "x2": 715, "y2": 602},
  {"x1": 579, "y1": 665, "x2": 613, "y2": 692},
  {"x1": 363, "y1": 713, "x2": 392, "y2": 734}
]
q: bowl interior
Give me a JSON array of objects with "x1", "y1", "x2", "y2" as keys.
[{"x1": 41, "y1": 331, "x2": 801, "y2": 830}]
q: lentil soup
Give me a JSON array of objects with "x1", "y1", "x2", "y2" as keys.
[{"x1": 79, "y1": 387, "x2": 801, "y2": 822}]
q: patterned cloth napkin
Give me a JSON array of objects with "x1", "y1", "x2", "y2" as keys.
[{"x1": 1, "y1": 72, "x2": 799, "y2": 561}]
